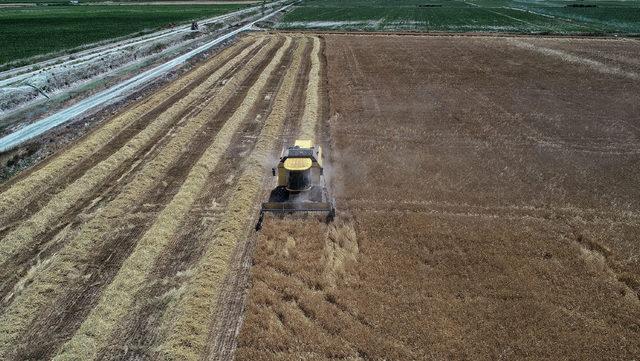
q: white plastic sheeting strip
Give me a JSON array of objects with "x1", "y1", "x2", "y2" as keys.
[{"x1": 0, "y1": 3, "x2": 291, "y2": 152}]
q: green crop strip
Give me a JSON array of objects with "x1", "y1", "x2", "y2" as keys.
[
  {"x1": 278, "y1": 0, "x2": 640, "y2": 34},
  {"x1": 0, "y1": 4, "x2": 248, "y2": 65}
]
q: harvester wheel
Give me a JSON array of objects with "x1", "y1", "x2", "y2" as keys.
[
  {"x1": 255, "y1": 211, "x2": 264, "y2": 231},
  {"x1": 326, "y1": 207, "x2": 336, "y2": 223}
]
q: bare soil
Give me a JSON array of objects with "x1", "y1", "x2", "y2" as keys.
[{"x1": 236, "y1": 34, "x2": 640, "y2": 360}]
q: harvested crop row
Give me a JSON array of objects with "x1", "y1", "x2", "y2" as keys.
[
  {"x1": 52, "y1": 35, "x2": 292, "y2": 361},
  {"x1": 156, "y1": 37, "x2": 308, "y2": 361},
  {"x1": 0, "y1": 38, "x2": 267, "y2": 276},
  {"x1": 0, "y1": 37, "x2": 280, "y2": 359},
  {"x1": 0, "y1": 36, "x2": 254, "y2": 223},
  {"x1": 299, "y1": 36, "x2": 322, "y2": 140},
  {"x1": 0, "y1": 38, "x2": 266, "y2": 302},
  {"x1": 92, "y1": 40, "x2": 302, "y2": 359}
]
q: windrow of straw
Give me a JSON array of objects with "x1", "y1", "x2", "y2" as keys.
[
  {"x1": 298, "y1": 36, "x2": 321, "y2": 140},
  {"x1": 52, "y1": 35, "x2": 292, "y2": 361},
  {"x1": 0, "y1": 38, "x2": 267, "y2": 271},
  {"x1": 0, "y1": 36, "x2": 280, "y2": 359},
  {"x1": 156, "y1": 37, "x2": 308, "y2": 361},
  {"x1": 0, "y1": 36, "x2": 254, "y2": 223}
]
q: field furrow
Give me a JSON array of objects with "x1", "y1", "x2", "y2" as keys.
[
  {"x1": 52, "y1": 35, "x2": 293, "y2": 361},
  {"x1": 156, "y1": 36, "x2": 307, "y2": 361},
  {"x1": 0, "y1": 36, "x2": 281, "y2": 360},
  {"x1": 0, "y1": 36, "x2": 255, "y2": 225},
  {"x1": 12, "y1": 42, "x2": 283, "y2": 361},
  {"x1": 0, "y1": 39, "x2": 267, "y2": 294}
]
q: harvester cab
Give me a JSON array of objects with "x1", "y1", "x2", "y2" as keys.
[{"x1": 257, "y1": 139, "x2": 335, "y2": 229}]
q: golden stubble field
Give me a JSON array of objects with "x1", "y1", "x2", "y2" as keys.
[{"x1": 236, "y1": 34, "x2": 640, "y2": 360}]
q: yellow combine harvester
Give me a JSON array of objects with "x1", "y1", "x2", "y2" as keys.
[{"x1": 257, "y1": 139, "x2": 335, "y2": 229}]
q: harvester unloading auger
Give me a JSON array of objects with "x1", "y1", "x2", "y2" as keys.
[{"x1": 256, "y1": 139, "x2": 335, "y2": 230}]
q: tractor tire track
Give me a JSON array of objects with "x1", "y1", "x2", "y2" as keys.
[{"x1": 0, "y1": 37, "x2": 281, "y2": 360}]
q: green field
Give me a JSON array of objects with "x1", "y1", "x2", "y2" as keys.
[
  {"x1": 278, "y1": 0, "x2": 640, "y2": 34},
  {"x1": 0, "y1": 4, "x2": 248, "y2": 65}
]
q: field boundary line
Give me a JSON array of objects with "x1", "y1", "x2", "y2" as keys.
[
  {"x1": 276, "y1": 30, "x2": 632, "y2": 40},
  {"x1": 0, "y1": 36, "x2": 279, "y2": 359},
  {"x1": 0, "y1": 38, "x2": 266, "y2": 273},
  {"x1": 51, "y1": 35, "x2": 290, "y2": 361},
  {"x1": 156, "y1": 37, "x2": 306, "y2": 361}
]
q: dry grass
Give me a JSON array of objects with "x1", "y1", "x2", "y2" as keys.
[
  {"x1": 322, "y1": 220, "x2": 358, "y2": 290},
  {"x1": 0, "y1": 35, "x2": 278, "y2": 359},
  {"x1": 155, "y1": 36, "x2": 306, "y2": 361},
  {"x1": 0, "y1": 37, "x2": 266, "y2": 271},
  {"x1": 298, "y1": 36, "x2": 321, "y2": 140},
  {"x1": 51, "y1": 35, "x2": 286, "y2": 361},
  {"x1": 0, "y1": 36, "x2": 253, "y2": 223},
  {"x1": 236, "y1": 217, "x2": 413, "y2": 360}
]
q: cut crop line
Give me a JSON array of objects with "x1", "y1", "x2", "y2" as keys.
[
  {"x1": 298, "y1": 36, "x2": 321, "y2": 140},
  {"x1": 52, "y1": 35, "x2": 290, "y2": 361},
  {"x1": 156, "y1": 37, "x2": 306, "y2": 361},
  {"x1": 0, "y1": 39, "x2": 267, "y2": 275},
  {"x1": 507, "y1": 39, "x2": 640, "y2": 81},
  {"x1": 0, "y1": 37, "x2": 280, "y2": 359},
  {"x1": 0, "y1": 36, "x2": 253, "y2": 224}
]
